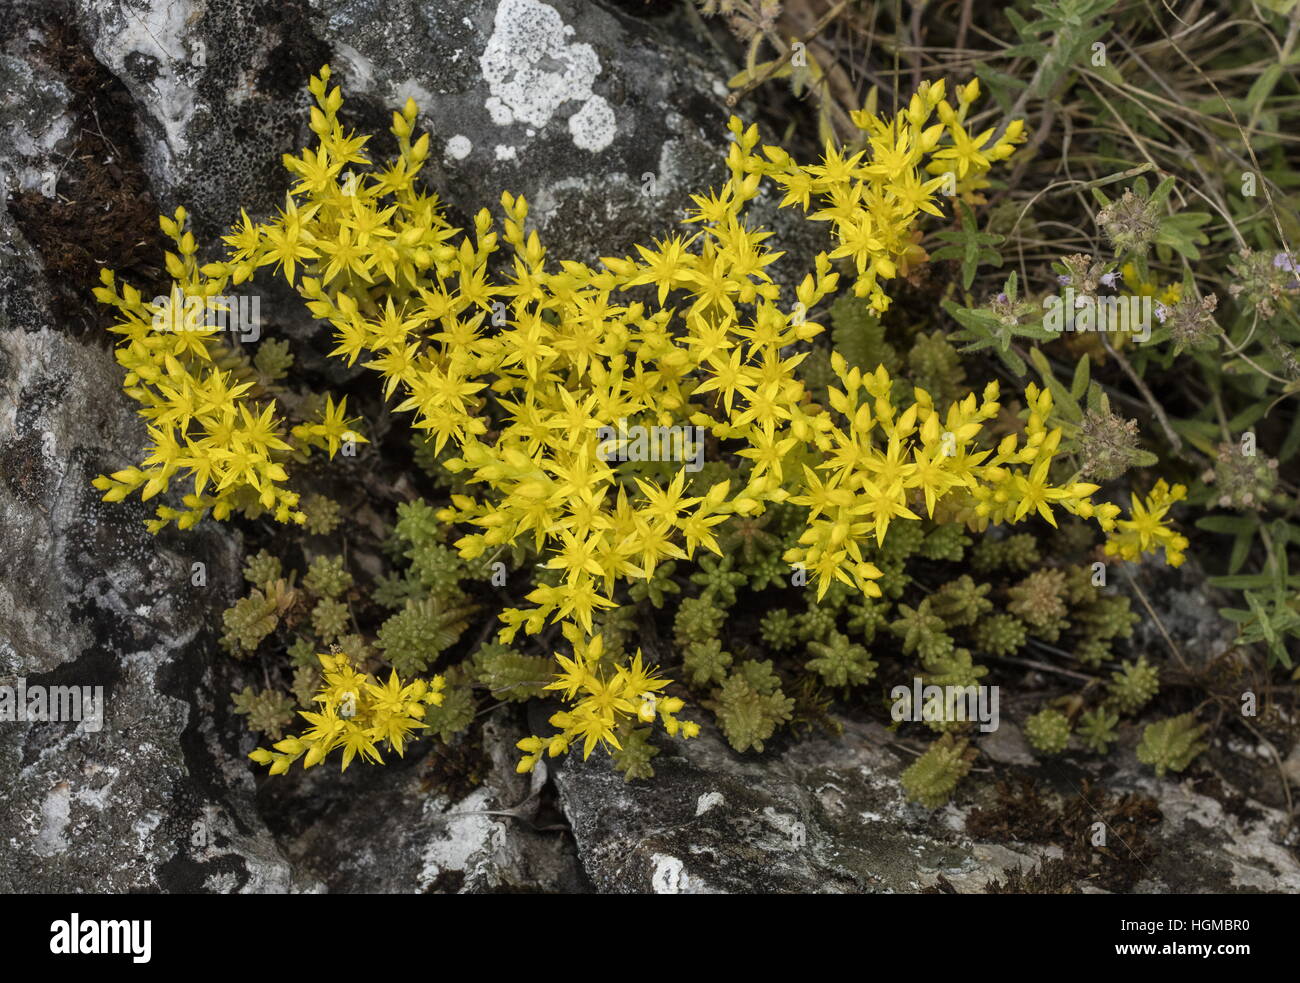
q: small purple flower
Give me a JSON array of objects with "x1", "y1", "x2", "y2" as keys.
[
  {"x1": 1273, "y1": 253, "x2": 1300, "y2": 286},
  {"x1": 1099, "y1": 270, "x2": 1122, "y2": 289},
  {"x1": 1154, "y1": 302, "x2": 1170, "y2": 323},
  {"x1": 996, "y1": 292, "x2": 1008, "y2": 304},
  {"x1": 1057, "y1": 274, "x2": 1071, "y2": 285}
]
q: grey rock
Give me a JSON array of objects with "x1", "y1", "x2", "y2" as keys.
[
  {"x1": 1, "y1": 42, "x2": 302, "y2": 889},
  {"x1": 1113, "y1": 765, "x2": 1300, "y2": 893},
  {"x1": 0, "y1": 48, "x2": 75, "y2": 193},
  {"x1": 256, "y1": 715, "x2": 587, "y2": 893},
  {"x1": 977, "y1": 719, "x2": 1036, "y2": 767},
  {"x1": 555, "y1": 714, "x2": 1300, "y2": 893},
  {"x1": 0, "y1": 315, "x2": 298, "y2": 891},
  {"x1": 68, "y1": 0, "x2": 821, "y2": 280},
  {"x1": 0, "y1": 231, "x2": 581, "y2": 892},
  {"x1": 554, "y1": 717, "x2": 1022, "y2": 894}
]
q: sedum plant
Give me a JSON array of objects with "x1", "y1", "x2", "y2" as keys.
[
  {"x1": 900, "y1": 734, "x2": 976, "y2": 808},
  {"x1": 249, "y1": 652, "x2": 446, "y2": 773},
  {"x1": 1136, "y1": 714, "x2": 1208, "y2": 777},
  {"x1": 94, "y1": 67, "x2": 1186, "y2": 779},
  {"x1": 91, "y1": 226, "x2": 366, "y2": 532},
  {"x1": 1024, "y1": 708, "x2": 1072, "y2": 755}
]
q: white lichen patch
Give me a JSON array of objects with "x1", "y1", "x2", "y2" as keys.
[
  {"x1": 417, "y1": 787, "x2": 505, "y2": 891},
  {"x1": 695, "y1": 791, "x2": 724, "y2": 816},
  {"x1": 90, "y1": 0, "x2": 199, "y2": 170},
  {"x1": 567, "y1": 94, "x2": 615, "y2": 153},
  {"x1": 650, "y1": 853, "x2": 688, "y2": 893},
  {"x1": 33, "y1": 781, "x2": 71, "y2": 857},
  {"x1": 392, "y1": 79, "x2": 437, "y2": 115},
  {"x1": 485, "y1": 96, "x2": 514, "y2": 126},
  {"x1": 480, "y1": 0, "x2": 615, "y2": 152},
  {"x1": 761, "y1": 807, "x2": 808, "y2": 850},
  {"x1": 203, "y1": 871, "x2": 240, "y2": 893},
  {"x1": 331, "y1": 41, "x2": 377, "y2": 92},
  {"x1": 445, "y1": 135, "x2": 472, "y2": 161}
]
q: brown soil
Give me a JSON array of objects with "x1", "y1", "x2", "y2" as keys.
[
  {"x1": 6, "y1": 18, "x2": 166, "y2": 339},
  {"x1": 969, "y1": 777, "x2": 1163, "y2": 893}
]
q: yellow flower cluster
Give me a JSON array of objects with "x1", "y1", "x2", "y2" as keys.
[
  {"x1": 515, "y1": 625, "x2": 698, "y2": 769},
  {"x1": 784, "y1": 366, "x2": 1120, "y2": 602},
  {"x1": 769, "y1": 76, "x2": 1023, "y2": 311},
  {"x1": 92, "y1": 208, "x2": 366, "y2": 531},
  {"x1": 1104, "y1": 479, "x2": 1189, "y2": 567},
  {"x1": 249, "y1": 653, "x2": 445, "y2": 773},
  {"x1": 98, "y1": 67, "x2": 1183, "y2": 771}
]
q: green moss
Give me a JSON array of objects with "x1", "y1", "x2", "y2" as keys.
[
  {"x1": 971, "y1": 613, "x2": 1027, "y2": 656},
  {"x1": 311, "y1": 597, "x2": 350, "y2": 643},
  {"x1": 971, "y1": 533, "x2": 1041, "y2": 574},
  {"x1": 829, "y1": 292, "x2": 898, "y2": 373},
  {"x1": 890, "y1": 598, "x2": 954, "y2": 662},
  {"x1": 288, "y1": 636, "x2": 317, "y2": 667},
  {"x1": 746, "y1": 551, "x2": 789, "y2": 590},
  {"x1": 243, "y1": 549, "x2": 283, "y2": 590},
  {"x1": 628, "y1": 560, "x2": 680, "y2": 607},
  {"x1": 253, "y1": 336, "x2": 294, "y2": 383},
  {"x1": 220, "y1": 589, "x2": 282, "y2": 657},
  {"x1": 300, "y1": 493, "x2": 342, "y2": 535},
  {"x1": 1008, "y1": 568, "x2": 1071, "y2": 642},
  {"x1": 591, "y1": 605, "x2": 640, "y2": 661},
  {"x1": 797, "y1": 601, "x2": 838, "y2": 643},
  {"x1": 907, "y1": 331, "x2": 966, "y2": 408},
  {"x1": 796, "y1": 347, "x2": 834, "y2": 401},
  {"x1": 422, "y1": 668, "x2": 478, "y2": 744},
  {"x1": 674, "y1": 595, "x2": 726, "y2": 649},
  {"x1": 406, "y1": 541, "x2": 466, "y2": 596},
  {"x1": 336, "y1": 633, "x2": 373, "y2": 663},
  {"x1": 931, "y1": 575, "x2": 994, "y2": 628},
  {"x1": 846, "y1": 598, "x2": 889, "y2": 643},
  {"x1": 719, "y1": 512, "x2": 781, "y2": 565},
  {"x1": 291, "y1": 665, "x2": 320, "y2": 707},
  {"x1": 375, "y1": 596, "x2": 475, "y2": 676},
  {"x1": 922, "y1": 647, "x2": 988, "y2": 689},
  {"x1": 918, "y1": 523, "x2": 969, "y2": 562},
  {"x1": 689, "y1": 555, "x2": 747, "y2": 607},
  {"x1": 759, "y1": 608, "x2": 799, "y2": 651}
]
